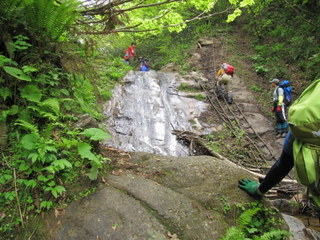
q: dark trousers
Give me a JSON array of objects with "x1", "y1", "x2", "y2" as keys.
[
  {"x1": 274, "y1": 108, "x2": 286, "y2": 123},
  {"x1": 274, "y1": 105, "x2": 288, "y2": 133},
  {"x1": 259, "y1": 132, "x2": 295, "y2": 193}
]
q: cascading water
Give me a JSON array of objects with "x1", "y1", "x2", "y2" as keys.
[{"x1": 103, "y1": 70, "x2": 207, "y2": 156}]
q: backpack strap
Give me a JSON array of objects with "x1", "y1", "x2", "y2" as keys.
[{"x1": 293, "y1": 139, "x2": 320, "y2": 186}]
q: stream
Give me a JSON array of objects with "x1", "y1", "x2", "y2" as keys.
[{"x1": 103, "y1": 70, "x2": 207, "y2": 156}]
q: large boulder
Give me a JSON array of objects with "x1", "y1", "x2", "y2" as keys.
[{"x1": 16, "y1": 153, "x2": 287, "y2": 240}]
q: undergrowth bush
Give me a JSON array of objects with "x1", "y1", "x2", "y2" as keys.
[
  {"x1": 0, "y1": 32, "x2": 123, "y2": 239},
  {"x1": 240, "y1": 0, "x2": 320, "y2": 82},
  {"x1": 220, "y1": 201, "x2": 292, "y2": 240}
]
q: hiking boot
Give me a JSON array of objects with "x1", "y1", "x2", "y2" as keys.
[
  {"x1": 276, "y1": 129, "x2": 282, "y2": 137},
  {"x1": 216, "y1": 86, "x2": 223, "y2": 99}
]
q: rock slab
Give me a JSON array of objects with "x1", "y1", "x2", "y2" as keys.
[{"x1": 18, "y1": 153, "x2": 281, "y2": 240}]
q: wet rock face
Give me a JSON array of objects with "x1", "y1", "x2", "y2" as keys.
[
  {"x1": 20, "y1": 154, "x2": 278, "y2": 240},
  {"x1": 282, "y1": 214, "x2": 320, "y2": 240},
  {"x1": 103, "y1": 70, "x2": 208, "y2": 156}
]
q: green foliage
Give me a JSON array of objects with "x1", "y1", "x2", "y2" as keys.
[
  {"x1": 177, "y1": 83, "x2": 200, "y2": 92},
  {"x1": 221, "y1": 196, "x2": 231, "y2": 214},
  {"x1": 20, "y1": 85, "x2": 42, "y2": 102},
  {"x1": 12, "y1": 0, "x2": 80, "y2": 41},
  {"x1": 205, "y1": 123, "x2": 249, "y2": 163},
  {"x1": 220, "y1": 202, "x2": 292, "y2": 240},
  {"x1": 80, "y1": 128, "x2": 111, "y2": 141},
  {"x1": 250, "y1": 85, "x2": 263, "y2": 92},
  {"x1": 129, "y1": 20, "x2": 209, "y2": 69},
  {"x1": 194, "y1": 94, "x2": 206, "y2": 101},
  {"x1": 253, "y1": 64, "x2": 269, "y2": 76},
  {"x1": 3, "y1": 66, "x2": 32, "y2": 81},
  {"x1": 69, "y1": 73, "x2": 101, "y2": 119},
  {"x1": 0, "y1": 13, "x2": 114, "y2": 240},
  {"x1": 70, "y1": 187, "x2": 97, "y2": 201},
  {"x1": 241, "y1": 0, "x2": 320, "y2": 81}
]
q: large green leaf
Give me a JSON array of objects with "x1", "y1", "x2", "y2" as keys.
[
  {"x1": 51, "y1": 185, "x2": 66, "y2": 198},
  {"x1": 37, "y1": 175, "x2": 49, "y2": 182},
  {"x1": 77, "y1": 142, "x2": 100, "y2": 164},
  {"x1": 8, "y1": 105, "x2": 19, "y2": 115},
  {"x1": 79, "y1": 128, "x2": 111, "y2": 141},
  {"x1": 21, "y1": 133, "x2": 39, "y2": 150},
  {"x1": 88, "y1": 167, "x2": 99, "y2": 180},
  {"x1": 3, "y1": 66, "x2": 31, "y2": 81},
  {"x1": 21, "y1": 84, "x2": 42, "y2": 102},
  {"x1": 51, "y1": 159, "x2": 72, "y2": 169}
]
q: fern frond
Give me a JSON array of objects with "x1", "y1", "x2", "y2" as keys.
[
  {"x1": 0, "y1": 0, "x2": 24, "y2": 23},
  {"x1": 39, "y1": 98, "x2": 60, "y2": 115},
  {"x1": 253, "y1": 230, "x2": 292, "y2": 240},
  {"x1": 27, "y1": 106, "x2": 57, "y2": 121},
  {"x1": 50, "y1": 0, "x2": 80, "y2": 40},
  {"x1": 23, "y1": 0, "x2": 80, "y2": 40},
  {"x1": 14, "y1": 119, "x2": 38, "y2": 133},
  {"x1": 220, "y1": 226, "x2": 245, "y2": 240},
  {"x1": 237, "y1": 207, "x2": 260, "y2": 230}
]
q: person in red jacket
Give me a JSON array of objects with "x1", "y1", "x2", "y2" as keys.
[{"x1": 124, "y1": 42, "x2": 136, "y2": 64}]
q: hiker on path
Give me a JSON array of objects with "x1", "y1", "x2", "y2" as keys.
[
  {"x1": 215, "y1": 63, "x2": 234, "y2": 104},
  {"x1": 270, "y1": 78, "x2": 288, "y2": 137},
  {"x1": 124, "y1": 42, "x2": 136, "y2": 64},
  {"x1": 139, "y1": 57, "x2": 150, "y2": 72},
  {"x1": 238, "y1": 131, "x2": 294, "y2": 198},
  {"x1": 239, "y1": 78, "x2": 320, "y2": 208}
]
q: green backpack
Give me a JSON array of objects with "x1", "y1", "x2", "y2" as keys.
[{"x1": 288, "y1": 79, "x2": 320, "y2": 205}]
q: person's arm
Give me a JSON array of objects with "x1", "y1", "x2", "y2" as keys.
[
  {"x1": 277, "y1": 88, "x2": 284, "y2": 106},
  {"x1": 216, "y1": 69, "x2": 223, "y2": 79},
  {"x1": 239, "y1": 132, "x2": 294, "y2": 197}
]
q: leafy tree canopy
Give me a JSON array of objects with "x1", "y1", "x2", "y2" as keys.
[{"x1": 78, "y1": 0, "x2": 256, "y2": 36}]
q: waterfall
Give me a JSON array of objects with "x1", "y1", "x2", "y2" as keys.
[{"x1": 103, "y1": 70, "x2": 207, "y2": 156}]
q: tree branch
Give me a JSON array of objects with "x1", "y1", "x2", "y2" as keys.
[
  {"x1": 116, "y1": 0, "x2": 182, "y2": 14},
  {"x1": 78, "y1": 7, "x2": 234, "y2": 35}
]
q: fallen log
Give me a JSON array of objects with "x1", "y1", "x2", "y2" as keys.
[{"x1": 173, "y1": 129, "x2": 297, "y2": 184}]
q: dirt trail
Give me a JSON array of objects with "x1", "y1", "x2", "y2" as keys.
[
  {"x1": 183, "y1": 36, "x2": 309, "y2": 204},
  {"x1": 189, "y1": 37, "x2": 284, "y2": 159}
]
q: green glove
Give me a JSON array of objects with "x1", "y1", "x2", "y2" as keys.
[{"x1": 238, "y1": 179, "x2": 263, "y2": 198}]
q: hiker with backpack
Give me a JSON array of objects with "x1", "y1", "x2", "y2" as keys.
[
  {"x1": 123, "y1": 42, "x2": 136, "y2": 64},
  {"x1": 215, "y1": 63, "x2": 235, "y2": 104},
  {"x1": 278, "y1": 79, "x2": 292, "y2": 107},
  {"x1": 270, "y1": 78, "x2": 289, "y2": 137},
  {"x1": 239, "y1": 79, "x2": 320, "y2": 208},
  {"x1": 139, "y1": 57, "x2": 150, "y2": 72},
  {"x1": 238, "y1": 131, "x2": 295, "y2": 198}
]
